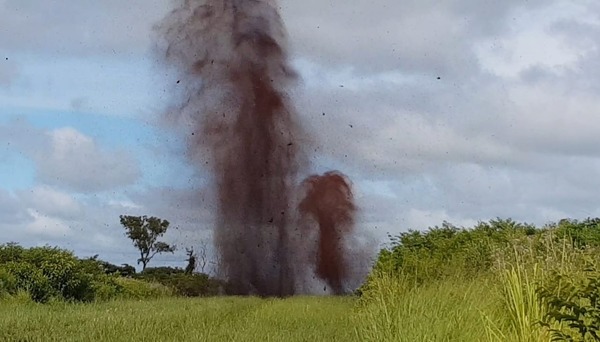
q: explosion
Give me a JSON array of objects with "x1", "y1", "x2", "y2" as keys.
[{"x1": 157, "y1": 0, "x2": 366, "y2": 296}]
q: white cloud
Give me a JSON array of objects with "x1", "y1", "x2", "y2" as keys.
[
  {"x1": 19, "y1": 186, "x2": 81, "y2": 219},
  {"x1": 0, "y1": 0, "x2": 171, "y2": 56},
  {"x1": 405, "y1": 208, "x2": 478, "y2": 230},
  {"x1": 281, "y1": 0, "x2": 547, "y2": 75},
  {"x1": 0, "y1": 121, "x2": 141, "y2": 192},
  {"x1": 43, "y1": 127, "x2": 140, "y2": 192},
  {"x1": 26, "y1": 209, "x2": 71, "y2": 237}
]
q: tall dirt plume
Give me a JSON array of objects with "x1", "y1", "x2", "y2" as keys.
[{"x1": 157, "y1": 0, "x2": 365, "y2": 296}]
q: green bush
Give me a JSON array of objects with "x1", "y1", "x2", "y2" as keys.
[
  {"x1": 552, "y1": 217, "x2": 600, "y2": 248},
  {"x1": 0, "y1": 244, "x2": 123, "y2": 302},
  {"x1": 0, "y1": 243, "x2": 25, "y2": 263},
  {"x1": 0, "y1": 267, "x2": 17, "y2": 297},
  {"x1": 136, "y1": 269, "x2": 222, "y2": 297},
  {"x1": 114, "y1": 277, "x2": 172, "y2": 299},
  {"x1": 4, "y1": 261, "x2": 55, "y2": 302},
  {"x1": 0, "y1": 243, "x2": 223, "y2": 302},
  {"x1": 141, "y1": 266, "x2": 185, "y2": 276},
  {"x1": 369, "y1": 218, "x2": 542, "y2": 287},
  {"x1": 539, "y1": 266, "x2": 600, "y2": 341}
]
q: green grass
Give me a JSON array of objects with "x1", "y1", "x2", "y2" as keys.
[
  {"x1": 0, "y1": 296, "x2": 357, "y2": 342},
  {"x1": 2, "y1": 232, "x2": 596, "y2": 342},
  {"x1": 355, "y1": 273, "x2": 506, "y2": 342},
  {"x1": 0, "y1": 273, "x2": 556, "y2": 342},
  {"x1": 0, "y1": 274, "x2": 546, "y2": 342}
]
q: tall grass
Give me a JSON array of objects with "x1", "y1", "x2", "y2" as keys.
[
  {"x1": 356, "y1": 230, "x2": 600, "y2": 342},
  {"x1": 489, "y1": 232, "x2": 597, "y2": 341},
  {"x1": 354, "y1": 271, "x2": 501, "y2": 341},
  {"x1": 488, "y1": 263, "x2": 548, "y2": 342}
]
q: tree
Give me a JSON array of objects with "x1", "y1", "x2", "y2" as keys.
[
  {"x1": 185, "y1": 247, "x2": 196, "y2": 275},
  {"x1": 196, "y1": 240, "x2": 210, "y2": 274},
  {"x1": 119, "y1": 215, "x2": 176, "y2": 271}
]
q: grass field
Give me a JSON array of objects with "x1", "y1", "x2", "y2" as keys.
[
  {"x1": 4, "y1": 222, "x2": 598, "y2": 342},
  {"x1": 0, "y1": 272, "x2": 553, "y2": 342},
  {"x1": 0, "y1": 271, "x2": 578, "y2": 342},
  {"x1": 0, "y1": 277, "x2": 529, "y2": 342},
  {"x1": 0, "y1": 296, "x2": 358, "y2": 342}
]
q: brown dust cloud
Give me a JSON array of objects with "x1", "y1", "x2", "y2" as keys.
[{"x1": 156, "y1": 0, "x2": 371, "y2": 296}]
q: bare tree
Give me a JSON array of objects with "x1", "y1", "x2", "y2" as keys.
[
  {"x1": 197, "y1": 240, "x2": 209, "y2": 274},
  {"x1": 185, "y1": 247, "x2": 196, "y2": 275}
]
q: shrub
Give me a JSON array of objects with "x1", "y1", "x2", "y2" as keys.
[
  {"x1": 539, "y1": 266, "x2": 600, "y2": 341},
  {"x1": 91, "y1": 277, "x2": 122, "y2": 301},
  {"x1": 0, "y1": 243, "x2": 25, "y2": 263},
  {"x1": 141, "y1": 266, "x2": 185, "y2": 276},
  {"x1": 553, "y1": 217, "x2": 600, "y2": 248},
  {"x1": 0, "y1": 244, "x2": 124, "y2": 302},
  {"x1": 369, "y1": 218, "x2": 544, "y2": 287},
  {"x1": 80, "y1": 256, "x2": 136, "y2": 277},
  {"x1": 114, "y1": 277, "x2": 172, "y2": 299},
  {"x1": 136, "y1": 270, "x2": 222, "y2": 297},
  {"x1": 0, "y1": 267, "x2": 17, "y2": 297},
  {"x1": 4, "y1": 261, "x2": 55, "y2": 302}
]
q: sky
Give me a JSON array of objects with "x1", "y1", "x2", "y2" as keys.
[{"x1": 1, "y1": 0, "x2": 600, "y2": 270}]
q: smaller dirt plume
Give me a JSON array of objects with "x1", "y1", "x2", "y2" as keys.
[{"x1": 299, "y1": 171, "x2": 356, "y2": 294}]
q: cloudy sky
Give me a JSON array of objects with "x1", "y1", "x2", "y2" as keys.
[{"x1": 1, "y1": 0, "x2": 599, "y2": 269}]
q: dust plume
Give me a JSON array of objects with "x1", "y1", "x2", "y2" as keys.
[{"x1": 156, "y1": 0, "x2": 368, "y2": 296}]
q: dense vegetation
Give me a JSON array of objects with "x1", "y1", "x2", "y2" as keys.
[
  {"x1": 4, "y1": 217, "x2": 600, "y2": 341},
  {"x1": 0, "y1": 243, "x2": 222, "y2": 303},
  {"x1": 358, "y1": 217, "x2": 600, "y2": 341}
]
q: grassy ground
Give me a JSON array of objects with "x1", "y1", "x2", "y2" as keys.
[
  {"x1": 355, "y1": 276, "x2": 498, "y2": 341},
  {"x1": 0, "y1": 253, "x2": 571, "y2": 342},
  {"x1": 0, "y1": 296, "x2": 357, "y2": 342}
]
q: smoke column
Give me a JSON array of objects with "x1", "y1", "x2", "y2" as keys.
[{"x1": 158, "y1": 0, "x2": 363, "y2": 296}]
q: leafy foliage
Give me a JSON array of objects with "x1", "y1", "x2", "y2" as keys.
[
  {"x1": 120, "y1": 215, "x2": 176, "y2": 271},
  {"x1": 539, "y1": 266, "x2": 600, "y2": 341},
  {"x1": 83, "y1": 255, "x2": 136, "y2": 277},
  {"x1": 552, "y1": 218, "x2": 600, "y2": 249},
  {"x1": 136, "y1": 266, "x2": 222, "y2": 297},
  {"x1": 371, "y1": 218, "x2": 538, "y2": 286},
  {"x1": 0, "y1": 244, "x2": 111, "y2": 302},
  {"x1": 362, "y1": 217, "x2": 600, "y2": 341}
]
